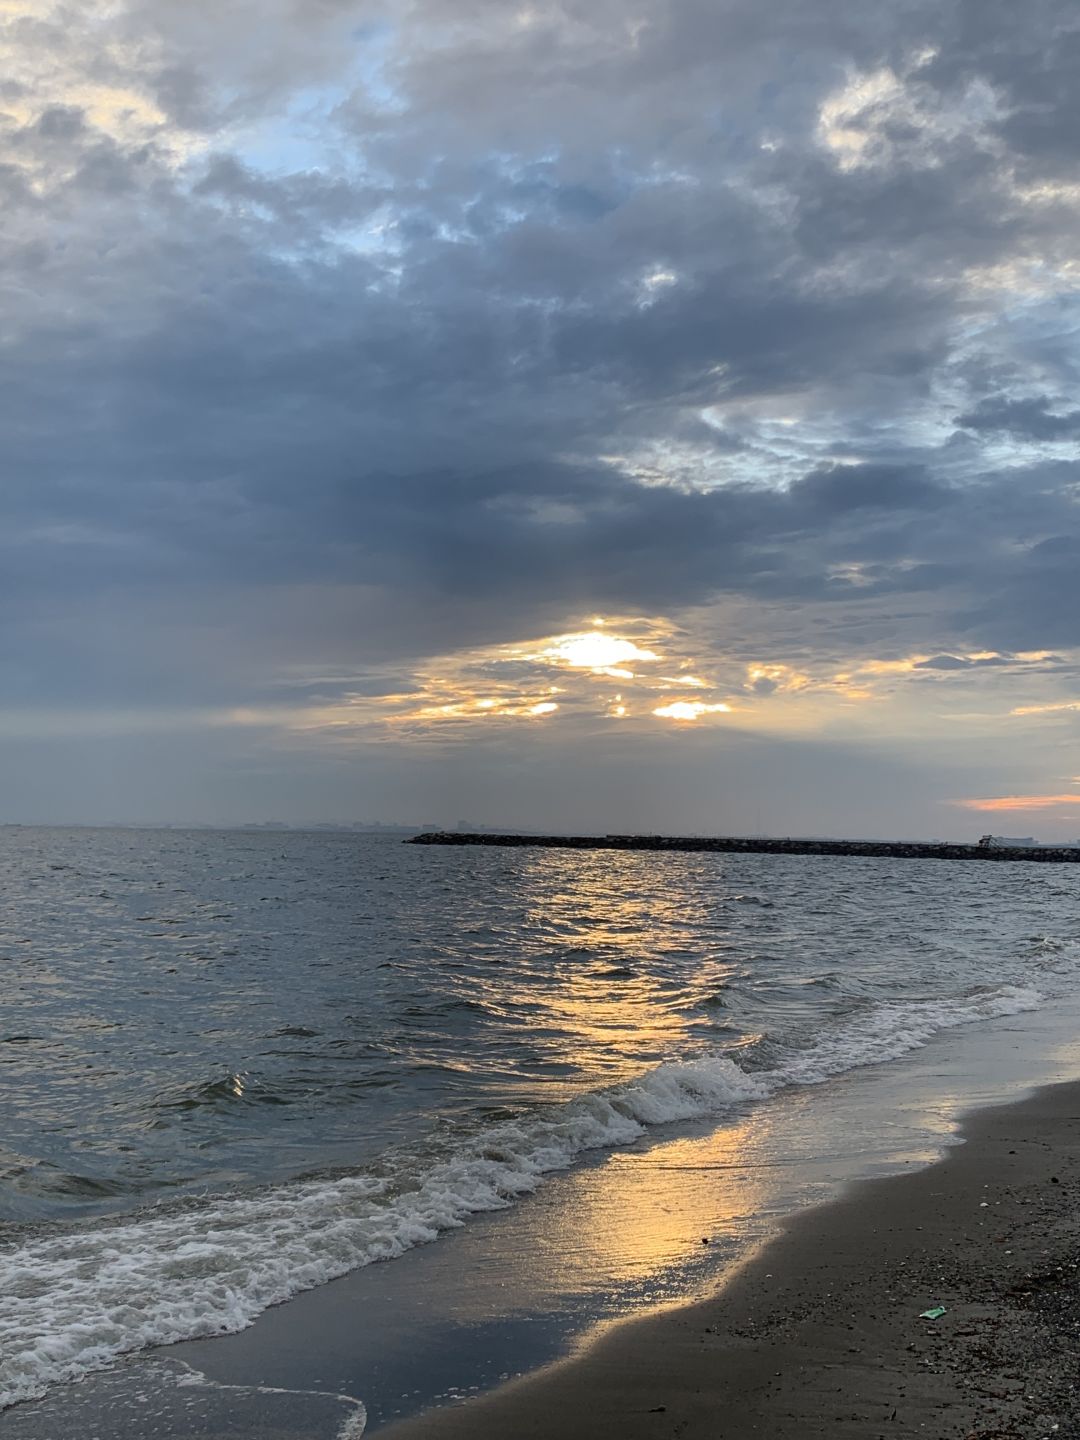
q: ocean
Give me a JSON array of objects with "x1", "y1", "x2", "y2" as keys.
[{"x1": 2, "y1": 827, "x2": 1079, "y2": 1432}]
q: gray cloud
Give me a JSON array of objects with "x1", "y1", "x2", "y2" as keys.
[
  {"x1": 2, "y1": 0, "x2": 1080, "y2": 823},
  {"x1": 921, "y1": 1, "x2": 1080, "y2": 181},
  {"x1": 956, "y1": 396, "x2": 1080, "y2": 440},
  {"x1": 914, "y1": 654, "x2": 1009, "y2": 670}
]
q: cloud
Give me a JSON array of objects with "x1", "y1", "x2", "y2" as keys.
[
  {"x1": 4, "y1": 0, "x2": 1080, "y2": 827},
  {"x1": 914, "y1": 653, "x2": 1009, "y2": 670},
  {"x1": 1010, "y1": 700, "x2": 1080, "y2": 716},
  {"x1": 955, "y1": 395, "x2": 1080, "y2": 440},
  {"x1": 651, "y1": 700, "x2": 732, "y2": 721},
  {"x1": 955, "y1": 793, "x2": 1080, "y2": 812}
]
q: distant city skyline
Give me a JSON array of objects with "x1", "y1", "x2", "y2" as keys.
[{"x1": 4, "y1": 1, "x2": 1080, "y2": 837}]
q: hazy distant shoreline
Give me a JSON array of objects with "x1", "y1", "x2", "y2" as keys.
[{"x1": 410, "y1": 831, "x2": 1080, "y2": 863}]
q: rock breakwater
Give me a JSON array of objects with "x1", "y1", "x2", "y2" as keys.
[{"x1": 408, "y1": 832, "x2": 1080, "y2": 863}]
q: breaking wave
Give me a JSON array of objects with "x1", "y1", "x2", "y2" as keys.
[{"x1": 0, "y1": 982, "x2": 1040, "y2": 1409}]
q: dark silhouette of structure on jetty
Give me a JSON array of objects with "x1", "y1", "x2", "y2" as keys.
[{"x1": 409, "y1": 832, "x2": 1080, "y2": 863}]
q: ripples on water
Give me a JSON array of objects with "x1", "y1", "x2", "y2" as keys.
[
  {"x1": 1, "y1": 827, "x2": 1077, "y2": 1219},
  {"x1": 1, "y1": 827, "x2": 1078, "y2": 1406}
]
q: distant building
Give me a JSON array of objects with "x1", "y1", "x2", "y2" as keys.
[{"x1": 988, "y1": 835, "x2": 1038, "y2": 847}]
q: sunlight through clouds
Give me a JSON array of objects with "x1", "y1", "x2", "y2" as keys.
[
  {"x1": 248, "y1": 624, "x2": 1080, "y2": 753},
  {"x1": 537, "y1": 631, "x2": 660, "y2": 673},
  {"x1": 5, "y1": 0, "x2": 1080, "y2": 831},
  {"x1": 265, "y1": 617, "x2": 743, "y2": 740},
  {"x1": 369, "y1": 619, "x2": 715, "y2": 736},
  {"x1": 651, "y1": 701, "x2": 732, "y2": 721}
]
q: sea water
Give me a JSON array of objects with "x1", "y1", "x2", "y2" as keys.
[{"x1": 1, "y1": 827, "x2": 1077, "y2": 1415}]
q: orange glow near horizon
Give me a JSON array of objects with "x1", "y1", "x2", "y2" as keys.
[{"x1": 955, "y1": 794, "x2": 1080, "y2": 811}]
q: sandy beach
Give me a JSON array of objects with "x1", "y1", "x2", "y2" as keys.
[{"x1": 381, "y1": 1079, "x2": 1080, "y2": 1440}]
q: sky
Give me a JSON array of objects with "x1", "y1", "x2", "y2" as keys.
[{"x1": 3, "y1": 0, "x2": 1080, "y2": 836}]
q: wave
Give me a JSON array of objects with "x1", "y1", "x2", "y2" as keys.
[
  {"x1": 144, "y1": 1071, "x2": 292, "y2": 1121},
  {"x1": 0, "y1": 982, "x2": 1040, "y2": 1410}
]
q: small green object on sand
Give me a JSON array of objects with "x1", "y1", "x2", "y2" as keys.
[{"x1": 918, "y1": 1306, "x2": 947, "y2": 1320}]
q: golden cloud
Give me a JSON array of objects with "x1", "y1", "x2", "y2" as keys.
[
  {"x1": 258, "y1": 622, "x2": 1080, "y2": 749},
  {"x1": 652, "y1": 701, "x2": 732, "y2": 721},
  {"x1": 267, "y1": 616, "x2": 745, "y2": 739},
  {"x1": 1011, "y1": 701, "x2": 1080, "y2": 716}
]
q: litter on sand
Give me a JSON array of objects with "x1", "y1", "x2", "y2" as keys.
[{"x1": 918, "y1": 1306, "x2": 947, "y2": 1320}]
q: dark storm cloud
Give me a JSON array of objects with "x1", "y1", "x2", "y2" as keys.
[{"x1": 3, "y1": 0, "x2": 1080, "y2": 725}]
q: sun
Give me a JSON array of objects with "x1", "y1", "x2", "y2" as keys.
[{"x1": 545, "y1": 631, "x2": 660, "y2": 673}]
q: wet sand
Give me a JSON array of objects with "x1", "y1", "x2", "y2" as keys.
[{"x1": 381, "y1": 1079, "x2": 1080, "y2": 1439}]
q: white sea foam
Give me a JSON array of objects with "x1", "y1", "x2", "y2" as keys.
[
  {"x1": 0, "y1": 982, "x2": 1042, "y2": 1410},
  {"x1": 172, "y1": 1364, "x2": 368, "y2": 1439}
]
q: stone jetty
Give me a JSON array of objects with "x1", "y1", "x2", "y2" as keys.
[{"x1": 408, "y1": 832, "x2": 1080, "y2": 863}]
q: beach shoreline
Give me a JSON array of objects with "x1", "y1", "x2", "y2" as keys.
[{"x1": 378, "y1": 1079, "x2": 1080, "y2": 1439}]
